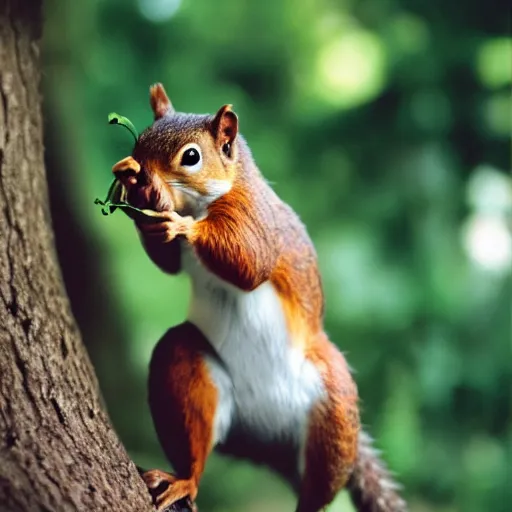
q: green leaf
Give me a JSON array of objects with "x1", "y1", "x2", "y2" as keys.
[
  {"x1": 108, "y1": 112, "x2": 139, "y2": 141},
  {"x1": 94, "y1": 180, "x2": 164, "y2": 224},
  {"x1": 94, "y1": 112, "x2": 159, "y2": 221}
]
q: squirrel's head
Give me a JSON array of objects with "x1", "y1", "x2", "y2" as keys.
[{"x1": 132, "y1": 83, "x2": 240, "y2": 217}]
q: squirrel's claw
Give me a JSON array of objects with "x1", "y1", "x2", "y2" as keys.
[{"x1": 141, "y1": 469, "x2": 197, "y2": 512}]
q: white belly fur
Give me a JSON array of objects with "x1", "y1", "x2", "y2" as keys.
[{"x1": 182, "y1": 244, "x2": 325, "y2": 466}]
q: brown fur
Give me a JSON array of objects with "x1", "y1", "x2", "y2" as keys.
[
  {"x1": 150, "y1": 82, "x2": 175, "y2": 119},
  {"x1": 132, "y1": 108, "x2": 238, "y2": 202},
  {"x1": 298, "y1": 335, "x2": 360, "y2": 512},
  {"x1": 112, "y1": 83, "x2": 406, "y2": 512},
  {"x1": 347, "y1": 431, "x2": 408, "y2": 512},
  {"x1": 147, "y1": 322, "x2": 219, "y2": 508},
  {"x1": 187, "y1": 152, "x2": 279, "y2": 290}
]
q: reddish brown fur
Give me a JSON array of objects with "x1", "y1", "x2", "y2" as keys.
[
  {"x1": 187, "y1": 157, "x2": 279, "y2": 290},
  {"x1": 271, "y1": 203, "x2": 324, "y2": 347},
  {"x1": 132, "y1": 106, "x2": 238, "y2": 202},
  {"x1": 147, "y1": 322, "x2": 219, "y2": 508},
  {"x1": 117, "y1": 109, "x2": 359, "y2": 511},
  {"x1": 150, "y1": 82, "x2": 174, "y2": 119},
  {"x1": 111, "y1": 83, "x2": 406, "y2": 512},
  {"x1": 112, "y1": 155, "x2": 176, "y2": 213},
  {"x1": 210, "y1": 104, "x2": 238, "y2": 150},
  {"x1": 112, "y1": 155, "x2": 182, "y2": 273},
  {"x1": 298, "y1": 335, "x2": 360, "y2": 512},
  {"x1": 141, "y1": 233, "x2": 182, "y2": 274}
]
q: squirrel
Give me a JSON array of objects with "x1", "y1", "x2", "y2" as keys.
[{"x1": 111, "y1": 83, "x2": 408, "y2": 512}]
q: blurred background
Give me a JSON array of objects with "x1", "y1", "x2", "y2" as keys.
[{"x1": 41, "y1": 1, "x2": 510, "y2": 511}]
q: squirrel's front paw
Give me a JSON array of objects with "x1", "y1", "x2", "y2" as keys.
[
  {"x1": 112, "y1": 156, "x2": 175, "y2": 212},
  {"x1": 137, "y1": 212, "x2": 194, "y2": 243},
  {"x1": 112, "y1": 156, "x2": 141, "y2": 187},
  {"x1": 141, "y1": 469, "x2": 198, "y2": 512}
]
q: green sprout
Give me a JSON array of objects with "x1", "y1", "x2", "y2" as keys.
[
  {"x1": 107, "y1": 112, "x2": 138, "y2": 142},
  {"x1": 95, "y1": 112, "x2": 163, "y2": 224}
]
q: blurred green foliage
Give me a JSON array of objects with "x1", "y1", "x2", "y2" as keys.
[{"x1": 41, "y1": 1, "x2": 511, "y2": 511}]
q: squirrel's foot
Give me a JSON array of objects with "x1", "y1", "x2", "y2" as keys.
[{"x1": 141, "y1": 469, "x2": 198, "y2": 512}]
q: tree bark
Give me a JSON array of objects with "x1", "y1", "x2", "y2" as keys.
[{"x1": 0, "y1": 1, "x2": 154, "y2": 510}]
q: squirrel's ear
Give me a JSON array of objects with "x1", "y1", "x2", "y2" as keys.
[
  {"x1": 149, "y1": 83, "x2": 174, "y2": 119},
  {"x1": 211, "y1": 105, "x2": 238, "y2": 150}
]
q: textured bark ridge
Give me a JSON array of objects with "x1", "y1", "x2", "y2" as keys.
[{"x1": 0, "y1": 1, "x2": 155, "y2": 510}]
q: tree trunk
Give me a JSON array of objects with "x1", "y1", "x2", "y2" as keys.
[{"x1": 0, "y1": 1, "x2": 154, "y2": 510}]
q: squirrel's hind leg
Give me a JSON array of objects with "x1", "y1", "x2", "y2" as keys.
[
  {"x1": 296, "y1": 337, "x2": 360, "y2": 512},
  {"x1": 144, "y1": 321, "x2": 233, "y2": 511}
]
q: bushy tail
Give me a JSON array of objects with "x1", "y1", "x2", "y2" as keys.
[{"x1": 347, "y1": 430, "x2": 408, "y2": 512}]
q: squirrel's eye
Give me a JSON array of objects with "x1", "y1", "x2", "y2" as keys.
[
  {"x1": 181, "y1": 148, "x2": 200, "y2": 166},
  {"x1": 181, "y1": 148, "x2": 201, "y2": 167},
  {"x1": 179, "y1": 144, "x2": 202, "y2": 173}
]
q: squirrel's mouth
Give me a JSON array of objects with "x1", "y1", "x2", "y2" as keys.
[
  {"x1": 166, "y1": 180, "x2": 209, "y2": 219},
  {"x1": 166, "y1": 179, "x2": 232, "y2": 220}
]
